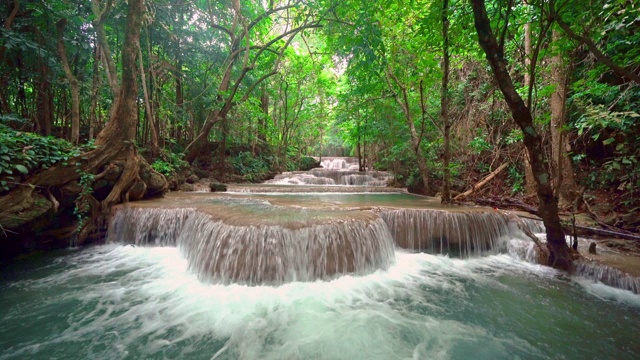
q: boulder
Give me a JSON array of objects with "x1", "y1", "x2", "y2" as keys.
[
  {"x1": 193, "y1": 168, "x2": 211, "y2": 179},
  {"x1": 186, "y1": 174, "x2": 199, "y2": 184},
  {"x1": 179, "y1": 183, "x2": 195, "y2": 192},
  {"x1": 209, "y1": 181, "x2": 227, "y2": 192}
]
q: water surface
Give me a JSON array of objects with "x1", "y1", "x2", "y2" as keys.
[{"x1": 1, "y1": 244, "x2": 639, "y2": 360}]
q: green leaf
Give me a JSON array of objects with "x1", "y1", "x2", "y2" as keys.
[
  {"x1": 15, "y1": 164, "x2": 29, "y2": 174},
  {"x1": 602, "y1": 137, "x2": 615, "y2": 145}
]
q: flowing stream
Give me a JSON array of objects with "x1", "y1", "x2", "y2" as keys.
[{"x1": 1, "y1": 157, "x2": 639, "y2": 359}]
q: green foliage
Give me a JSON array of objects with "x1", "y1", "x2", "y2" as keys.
[
  {"x1": 507, "y1": 164, "x2": 524, "y2": 195},
  {"x1": 573, "y1": 103, "x2": 640, "y2": 199},
  {"x1": 229, "y1": 151, "x2": 272, "y2": 181},
  {"x1": 296, "y1": 156, "x2": 319, "y2": 171},
  {"x1": 503, "y1": 129, "x2": 523, "y2": 145},
  {"x1": 469, "y1": 130, "x2": 492, "y2": 153},
  {"x1": 73, "y1": 170, "x2": 95, "y2": 235},
  {"x1": 0, "y1": 125, "x2": 80, "y2": 191},
  {"x1": 151, "y1": 151, "x2": 187, "y2": 177}
]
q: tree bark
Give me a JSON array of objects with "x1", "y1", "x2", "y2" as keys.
[
  {"x1": 92, "y1": 0, "x2": 119, "y2": 97},
  {"x1": 386, "y1": 68, "x2": 432, "y2": 194},
  {"x1": 35, "y1": 58, "x2": 52, "y2": 136},
  {"x1": 523, "y1": 21, "x2": 536, "y2": 195},
  {"x1": 0, "y1": 0, "x2": 20, "y2": 115},
  {"x1": 258, "y1": 83, "x2": 268, "y2": 146},
  {"x1": 550, "y1": 29, "x2": 578, "y2": 208},
  {"x1": 0, "y1": 0, "x2": 167, "y2": 246},
  {"x1": 138, "y1": 46, "x2": 159, "y2": 158},
  {"x1": 88, "y1": 44, "x2": 102, "y2": 140},
  {"x1": 470, "y1": 0, "x2": 572, "y2": 271},
  {"x1": 56, "y1": 19, "x2": 80, "y2": 144},
  {"x1": 441, "y1": 0, "x2": 451, "y2": 203}
]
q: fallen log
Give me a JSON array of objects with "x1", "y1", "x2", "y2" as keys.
[
  {"x1": 517, "y1": 212, "x2": 640, "y2": 242},
  {"x1": 473, "y1": 198, "x2": 640, "y2": 241},
  {"x1": 473, "y1": 196, "x2": 538, "y2": 215},
  {"x1": 454, "y1": 163, "x2": 508, "y2": 200},
  {"x1": 568, "y1": 224, "x2": 640, "y2": 242}
]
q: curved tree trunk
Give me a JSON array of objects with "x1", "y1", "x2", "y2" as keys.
[
  {"x1": 0, "y1": 0, "x2": 167, "y2": 245},
  {"x1": 470, "y1": 0, "x2": 572, "y2": 271}
]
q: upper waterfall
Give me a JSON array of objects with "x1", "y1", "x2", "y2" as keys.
[{"x1": 266, "y1": 157, "x2": 392, "y2": 186}]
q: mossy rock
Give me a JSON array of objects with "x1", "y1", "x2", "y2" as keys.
[{"x1": 209, "y1": 182, "x2": 227, "y2": 192}]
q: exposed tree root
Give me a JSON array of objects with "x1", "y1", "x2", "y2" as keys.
[{"x1": 0, "y1": 142, "x2": 167, "y2": 245}]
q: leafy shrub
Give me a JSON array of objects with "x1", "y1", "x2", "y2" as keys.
[
  {"x1": 469, "y1": 129, "x2": 492, "y2": 153},
  {"x1": 0, "y1": 125, "x2": 81, "y2": 191},
  {"x1": 507, "y1": 164, "x2": 524, "y2": 195},
  {"x1": 229, "y1": 151, "x2": 271, "y2": 178},
  {"x1": 296, "y1": 156, "x2": 319, "y2": 171},
  {"x1": 152, "y1": 151, "x2": 187, "y2": 177}
]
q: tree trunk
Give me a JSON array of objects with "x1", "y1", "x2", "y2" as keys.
[
  {"x1": 550, "y1": 30, "x2": 578, "y2": 208},
  {"x1": 441, "y1": 0, "x2": 451, "y2": 203},
  {"x1": 92, "y1": 0, "x2": 119, "y2": 97},
  {"x1": 0, "y1": 0, "x2": 167, "y2": 246},
  {"x1": 386, "y1": 68, "x2": 431, "y2": 194},
  {"x1": 550, "y1": 1, "x2": 640, "y2": 84},
  {"x1": 258, "y1": 83, "x2": 268, "y2": 147},
  {"x1": 523, "y1": 21, "x2": 536, "y2": 195},
  {"x1": 88, "y1": 44, "x2": 102, "y2": 140},
  {"x1": 35, "y1": 59, "x2": 52, "y2": 136},
  {"x1": 56, "y1": 19, "x2": 80, "y2": 144},
  {"x1": 0, "y1": 0, "x2": 19, "y2": 115},
  {"x1": 470, "y1": 0, "x2": 572, "y2": 271},
  {"x1": 139, "y1": 46, "x2": 159, "y2": 158}
]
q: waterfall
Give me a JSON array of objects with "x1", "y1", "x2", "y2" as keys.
[
  {"x1": 575, "y1": 261, "x2": 640, "y2": 294},
  {"x1": 264, "y1": 157, "x2": 391, "y2": 186},
  {"x1": 505, "y1": 234, "x2": 640, "y2": 295},
  {"x1": 320, "y1": 158, "x2": 358, "y2": 170},
  {"x1": 108, "y1": 207, "x2": 396, "y2": 285},
  {"x1": 380, "y1": 208, "x2": 514, "y2": 257}
]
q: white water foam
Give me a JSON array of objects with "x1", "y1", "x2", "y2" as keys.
[{"x1": 2, "y1": 245, "x2": 640, "y2": 359}]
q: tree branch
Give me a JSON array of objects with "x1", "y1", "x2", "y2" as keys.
[{"x1": 550, "y1": 2, "x2": 640, "y2": 84}]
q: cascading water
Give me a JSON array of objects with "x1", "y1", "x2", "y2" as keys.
[
  {"x1": 575, "y1": 260, "x2": 640, "y2": 294},
  {"x1": 380, "y1": 208, "x2": 514, "y2": 257},
  {"x1": 267, "y1": 157, "x2": 392, "y2": 186},
  {"x1": 2, "y1": 166, "x2": 640, "y2": 359},
  {"x1": 108, "y1": 204, "x2": 395, "y2": 285}
]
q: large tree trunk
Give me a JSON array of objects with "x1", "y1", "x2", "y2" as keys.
[
  {"x1": 550, "y1": 30, "x2": 578, "y2": 208},
  {"x1": 0, "y1": 0, "x2": 167, "y2": 247},
  {"x1": 470, "y1": 0, "x2": 572, "y2": 270}
]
